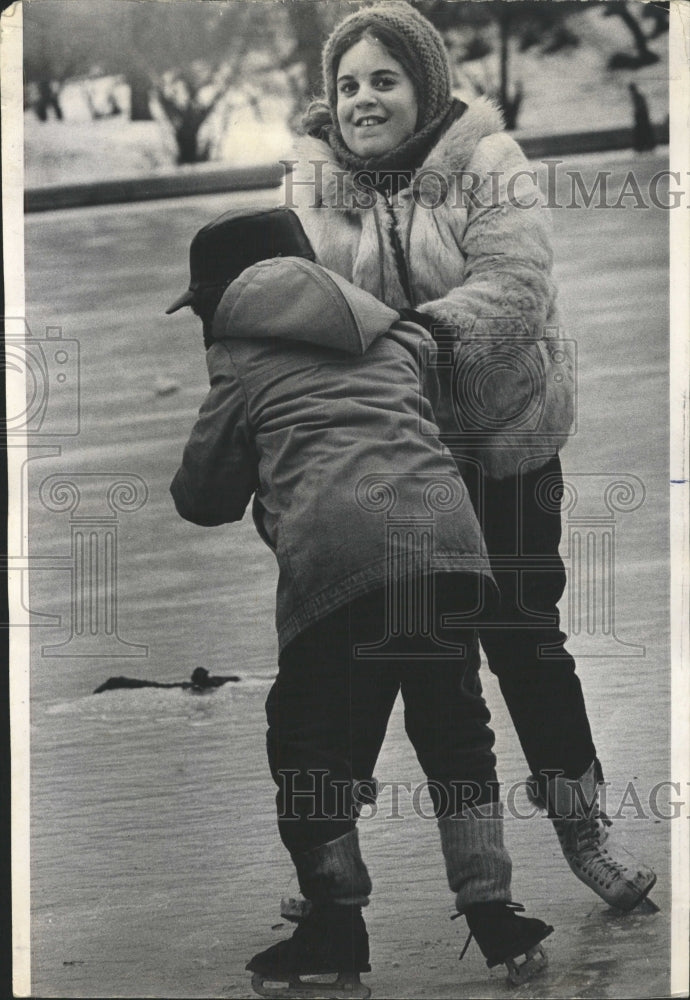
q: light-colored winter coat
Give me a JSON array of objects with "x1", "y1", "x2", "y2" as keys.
[
  {"x1": 171, "y1": 257, "x2": 495, "y2": 650},
  {"x1": 282, "y1": 98, "x2": 574, "y2": 479}
]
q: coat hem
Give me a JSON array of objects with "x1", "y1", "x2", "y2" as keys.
[{"x1": 277, "y1": 559, "x2": 494, "y2": 652}]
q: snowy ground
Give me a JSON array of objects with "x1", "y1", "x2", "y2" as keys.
[
  {"x1": 23, "y1": 2, "x2": 669, "y2": 186},
  {"x1": 20, "y1": 148, "x2": 676, "y2": 999}
]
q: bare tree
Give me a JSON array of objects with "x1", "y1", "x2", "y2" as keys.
[
  {"x1": 145, "y1": 2, "x2": 263, "y2": 164},
  {"x1": 285, "y1": 0, "x2": 325, "y2": 103},
  {"x1": 424, "y1": 0, "x2": 663, "y2": 130},
  {"x1": 120, "y1": 3, "x2": 158, "y2": 121},
  {"x1": 23, "y1": 1, "x2": 95, "y2": 120},
  {"x1": 23, "y1": 0, "x2": 276, "y2": 161},
  {"x1": 604, "y1": 1, "x2": 661, "y2": 69},
  {"x1": 278, "y1": 1, "x2": 356, "y2": 128},
  {"x1": 155, "y1": 62, "x2": 234, "y2": 165}
]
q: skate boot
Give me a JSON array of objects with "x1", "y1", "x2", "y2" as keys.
[
  {"x1": 246, "y1": 902, "x2": 371, "y2": 999},
  {"x1": 248, "y1": 830, "x2": 372, "y2": 999},
  {"x1": 438, "y1": 802, "x2": 552, "y2": 985},
  {"x1": 528, "y1": 760, "x2": 657, "y2": 912},
  {"x1": 458, "y1": 901, "x2": 553, "y2": 986}
]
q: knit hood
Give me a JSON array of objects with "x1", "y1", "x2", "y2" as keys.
[
  {"x1": 210, "y1": 257, "x2": 399, "y2": 354},
  {"x1": 322, "y1": 1, "x2": 452, "y2": 130},
  {"x1": 317, "y1": 0, "x2": 454, "y2": 173}
]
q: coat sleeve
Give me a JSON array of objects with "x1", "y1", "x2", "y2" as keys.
[
  {"x1": 170, "y1": 347, "x2": 258, "y2": 527},
  {"x1": 417, "y1": 133, "x2": 576, "y2": 474},
  {"x1": 417, "y1": 132, "x2": 556, "y2": 337}
]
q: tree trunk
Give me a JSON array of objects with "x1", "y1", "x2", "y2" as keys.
[
  {"x1": 499, "y1": 7, "x2": 510, "y2": 119},
  {"x1": 175, "y1": 116, "x2": 203, "y2": 165},
  {"x1": 128, "y1": 66, "x2": 152, "y2": 122},
  {"x1": 35, "y1": 80, "x2": 63, "y2": 122},
  {"x1": 286, "y1": 1, "x2": 324, "y2": 103},
  {"x1": 496, "y1": 4, "x2": 521, "y2": 129},
  {"x1": 174, "y1": 101, "x2": 218, "y2": 164}
]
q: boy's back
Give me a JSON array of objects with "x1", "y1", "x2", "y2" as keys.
[{"x1": 171, "y1": 256, "x2": 492, "y2": 650}]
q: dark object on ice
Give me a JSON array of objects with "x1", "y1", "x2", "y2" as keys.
[
  {"x1": 93, "y1": 666, "x2": 239, "y2": 694},
  {"x1": 93, "y1": 676, "x2": 173, "y2": 693},
  {"x1": 628, "y1": 83, "x2": 657, "y2": 152},
  {"x1": 188, "y1": 666, "x2": 238, "y2": 691}
]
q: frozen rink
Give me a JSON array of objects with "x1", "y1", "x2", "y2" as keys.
[{"x1": 22, "y1": 149, "x2": 676, "y2": 998}]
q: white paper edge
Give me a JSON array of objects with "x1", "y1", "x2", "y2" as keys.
[
  {"x1": 2, "y1": 1, "x2": 30, "y2": 996},
  {"x1": 669, "y1": 1, "x2": 690, "y2": 996}
]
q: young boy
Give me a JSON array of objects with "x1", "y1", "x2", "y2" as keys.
[{"x1": 168, "y1": 207, "x2": 553, "y2": 998}]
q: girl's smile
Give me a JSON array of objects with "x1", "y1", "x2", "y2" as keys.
[{"x1": 336, "y1": 37, "x2": 418, "y2": 157}]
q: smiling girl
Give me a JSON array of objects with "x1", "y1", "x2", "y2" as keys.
[{"x1": 335, "y1": 37, "x2": 418, "y2": 158}]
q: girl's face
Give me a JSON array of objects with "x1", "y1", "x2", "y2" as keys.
[{"x1": 336, "y1": 36, "x2": 418, "y2": 157}]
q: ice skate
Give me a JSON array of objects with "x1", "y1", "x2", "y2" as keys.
[
  {"x1": 528, "y1": 761, "x2": 657, "y2": 912},
  {"x1": 458, "y1": 901, "x2": 553, "y2": 986},
  {"x1": 439, "y1": 804, "x2": 551, "y2": 985},
  {"x1": 247, "y1": 903, "x2": 371, "y2": 1000}
]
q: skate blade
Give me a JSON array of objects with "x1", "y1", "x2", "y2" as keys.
[
  {"x1": 613, "y1": 875, "x2": 659, "y2": 914},
  {"x1": 634, "y1": 895, "x2": 660, "y2": 915},
  {"x1": 251, "y1": 971, "x2": 371, "y2": 1000},
  {"x1": 505, "y1": 945, "x2": 549, "y2": 987}
]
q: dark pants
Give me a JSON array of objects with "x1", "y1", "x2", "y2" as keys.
[
  {"x1": 266, "y1": 576, "x2": 499, "y2": 855},
  {"x1": 463, "y1": 454, "x2": 597, "y2": 784}
]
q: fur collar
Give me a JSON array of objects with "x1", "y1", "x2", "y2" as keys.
[{"x1": 290, "y1": 97, "x2": 505, "y2": 213}]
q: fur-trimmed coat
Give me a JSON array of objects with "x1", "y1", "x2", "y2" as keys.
[{"x1": 283, "y1": 98, "x2": 574, "y2": 479}]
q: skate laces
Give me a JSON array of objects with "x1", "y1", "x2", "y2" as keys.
[
  {"x1": 561, "y1": 812, "x2": 629, "y2": 887},
  {"x1": 458, "y1": 932, "x2": 473, "y2": 961},
  {"x1": 454, "y1": 902, "x2": 526, "y2": 961}
]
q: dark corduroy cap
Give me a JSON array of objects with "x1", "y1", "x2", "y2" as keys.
[{"x1": 166, "y1": 207, "x2": 315, "y2": 314}]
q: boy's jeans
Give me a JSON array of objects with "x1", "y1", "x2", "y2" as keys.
[{"x1": 266, "y1": 576, "x2": 499, "y2": 856}]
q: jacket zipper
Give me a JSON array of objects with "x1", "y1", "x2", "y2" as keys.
[{"x1": 381, "y1": 191, "x2": 415, "y2": 307}]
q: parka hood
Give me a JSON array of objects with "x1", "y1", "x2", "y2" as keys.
[{"x1": 211, "y1": 257, "x2": 399, "y2": 355}]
